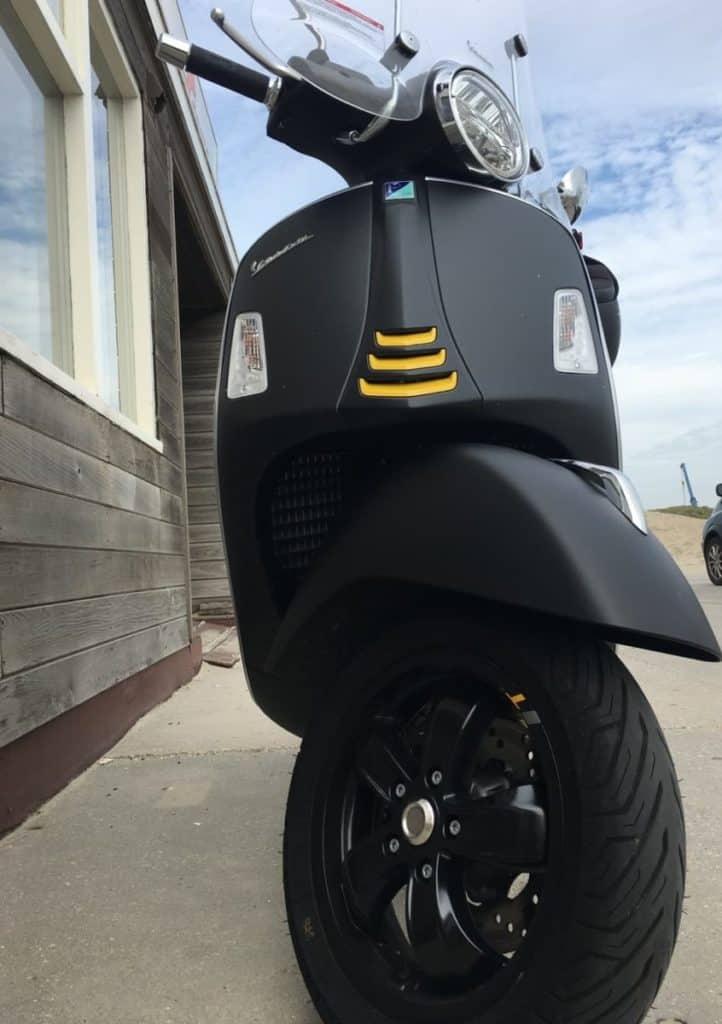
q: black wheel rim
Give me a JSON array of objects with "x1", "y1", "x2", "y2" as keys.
[
  {"x1": 318, "y1": 671, "x2": 557, "y2": 1010},
  {"x1": 707, "y1": 541, "x2": 722, "y2": 582}
]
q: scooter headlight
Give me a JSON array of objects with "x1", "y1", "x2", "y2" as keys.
[{"x1": 434, "y1": 67, "x2": 529, "y2": 183}]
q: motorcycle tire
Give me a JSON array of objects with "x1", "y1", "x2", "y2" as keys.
[
  {"x1": 704, "y1": 536, "x2": 722, "y2": 586},
  {"x1": 283, "y1": 612, "x2": 685, "y2": 1024}
]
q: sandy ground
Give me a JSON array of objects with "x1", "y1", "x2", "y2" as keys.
[{"x1": 648, "y1": 511, "x2": 706, "y2": 571}]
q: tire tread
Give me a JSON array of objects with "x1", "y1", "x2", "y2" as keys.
[
  {"x1": 536, "y1": 636, "x2": 684, "y2": 1024},
  {"x1": 284, "y1": 618, "x2": 685, "y2": 1024}
]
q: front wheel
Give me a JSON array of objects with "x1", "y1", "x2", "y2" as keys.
[
  {"x1": 705, "y1": 536, "x2": 722, "y2": 585},
  {"x1": 284, "y1": 614, "x2": 685, "y2": 1024}
]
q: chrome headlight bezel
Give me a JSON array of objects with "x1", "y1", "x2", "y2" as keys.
[{"x1": 432, "y1": 64, "x2": 529, "y2": 183}]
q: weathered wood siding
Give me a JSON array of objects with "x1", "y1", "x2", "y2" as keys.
[
  {"x1": 0, "y1": 354, "x2": 190, "y2": 747},
  {"x1": 0, "y1": 0, "x2": 233, "y2": 750},
  {"x1": 182, "y1": 314, "x2": 233, "y2": 619}
]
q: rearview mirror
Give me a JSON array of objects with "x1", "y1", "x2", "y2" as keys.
[
  {"x1": 716, "y1": 483, "x2": 722, "y2": 498},
  {"x1": 558, "y1": 166, "x2": 590, "y2": 224}
]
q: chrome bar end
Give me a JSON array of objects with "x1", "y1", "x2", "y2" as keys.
[{"x1": 156, "y1": 33, "x2": 192, "y2": 69}]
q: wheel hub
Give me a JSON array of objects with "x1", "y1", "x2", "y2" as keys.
[
  {"x1": 335, "y1": 685, "x2": 549, "y2": 999},
  {"x1": 401, "y1": 798, "x2": 435, "y2": 846}
]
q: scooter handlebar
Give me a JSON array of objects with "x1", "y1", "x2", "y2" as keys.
[{"x1": 157, "y1": 33, "x2": 270, "y2": 104}]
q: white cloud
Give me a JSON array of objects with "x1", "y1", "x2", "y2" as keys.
[
  {"x1": 629, "y1": 419, "x2": 722, "y2": 510},
  {"x1": 541, "y1": 110, "x2": 722, "y2": 506},
  {"x1": 0, "y1": 238, "x2": 54, "y2": 358},
  {"x1": 527, "y1": 0, "x2": 722, "y2": 117}
]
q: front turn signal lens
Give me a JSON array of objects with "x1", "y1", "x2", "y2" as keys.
[
  {"x1": 553, "y1": 289, "x2": 598, "y2": 375},
  {"x1": 227, "y1": 312, "x2": 268, "y2": 398}
]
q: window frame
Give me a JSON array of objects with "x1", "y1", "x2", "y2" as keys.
[
  {"x1": 0, "y1": 2, "x2": 74, "y2": 373},
  {"x1": 89, "y1": 0, "x2": 155, "y2": 428},
  {"x1": 1, "y1": 0, "x2": 159, "y2": 443}
]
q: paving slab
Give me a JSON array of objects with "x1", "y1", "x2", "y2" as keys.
[
  {"x1": 0, "y1": 751, "x2": 304, "y2": 1024},
  {"x1": 108, "y1": 661, "x2": 297, "y2": 759}
]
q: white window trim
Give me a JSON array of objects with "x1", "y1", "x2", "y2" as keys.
[
  {"x1": 8, "y1": 0, "x2": 83, "y2": 94},
  {"x1": 4, "y1": 0, "x2": 159, "y2": 440},
  {"x1": 44, "y1": 92, "x2": 74, "y2": 374},
  {"x1": 0, "y1": 328, "x2": 164, "y2": 452},
  {"x1": 64, "y1": 0, "x2": 103, "y2": 399},
  {"x1": 90, "y1": 0, "x2": 156, "y2": 435}
]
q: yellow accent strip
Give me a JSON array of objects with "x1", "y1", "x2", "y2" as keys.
[
  {"x1": 509, "y1": 693, "x2": 527, "y2": 706},
  {"x1": 375, "y1": 327, "x2": 438, "y2": 348},
  {"x1": 359, "y1": 373, "x2": 458, "y2": 399},
  {"x1": 368, "y1": 349, "x2": 447, "y2": 372}
]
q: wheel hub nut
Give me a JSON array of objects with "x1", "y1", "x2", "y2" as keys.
[
  {"x1": 394, "y1": 783, "x2": 406, "y2": 799},
  {"x1": 388, "y1": 837, "x2": 400, "y2": 854},
  {"x1": 448, "y1": 819, "x2": 461, "y2": 837},
  {"x1": 430, "y1": 770, "x2": 443, "y2": 787},
  {"x1": 401, "y1": 798, "x2": 436, "y2": 847},
  {"x1": 421, "y1": 863, "x2": 433, "y2": 880}
]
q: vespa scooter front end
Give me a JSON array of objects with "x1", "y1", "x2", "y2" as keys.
[
  {"x1": 216, "y1": 179, "x2": 718, "y2": 736},
  {"x1": 161, "y1": 3, "x2": 719, "y2": 1020}
]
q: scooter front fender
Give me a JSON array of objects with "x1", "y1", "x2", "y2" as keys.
[{"x1": 267, "y1": 444, "x2": 720, "y2": 680}]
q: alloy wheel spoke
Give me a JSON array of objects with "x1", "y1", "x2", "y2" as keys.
[
  {"x1": 421, "y1": 696, "x2": 493, "y2": 783},
  {"x1": 356, "y1": 729, "x2": 416, "y2": 801},
  {"x1": 449, "y1": 784, "x2": 547, "y2": 870},
  {"x1": 405, "y1": 854, "x2": 497, "y2": 976},
  {"x1": 474, "y1": 893, "x2": 536, "y2": 955},
  {"x1": 343, "y1": 829, "x2": 407, "y2": 925}
]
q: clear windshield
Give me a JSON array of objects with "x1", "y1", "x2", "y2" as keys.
[
  {"x1": 249, "y1": 0, "x2": 528, "y2": 120},
  {"x1": 232, "y1": 0, "x2": 565, "y2": 217}
]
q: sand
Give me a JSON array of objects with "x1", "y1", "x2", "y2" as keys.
[{"x1": 647, "y1": 511, "x2": 706, "y2": 570}]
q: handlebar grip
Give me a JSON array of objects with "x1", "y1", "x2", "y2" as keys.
[{"x1": 186, "y1": 44, "x2": 270, "y2": 102}]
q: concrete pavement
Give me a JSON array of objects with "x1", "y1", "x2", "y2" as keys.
[{"x1": 1, "y1": 576, "x2": 720, "y2": 1024}]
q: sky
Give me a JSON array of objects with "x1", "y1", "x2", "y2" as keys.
[
  {"x1": 179, "y1": 0, "x2": 722, "y2": 509},
  {"x1": 0, "y1": 25, "x2": 56, "y2": 362}
]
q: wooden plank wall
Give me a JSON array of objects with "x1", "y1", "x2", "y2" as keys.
[
  {"x1": 0, "y1": 0, "x2": 235, "y2": 750},
  {"x1": 0, "y1": 354, "x2": 190, "y2": 748},
  {"x1": 181, "y1": 314, "x2": 234, "y2": 619}
]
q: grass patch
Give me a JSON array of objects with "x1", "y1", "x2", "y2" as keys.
[{"x1": 654, "y1": 505, "x2": 713, "y2": 519}]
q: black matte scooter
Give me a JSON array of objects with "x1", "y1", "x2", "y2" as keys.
[{"x1": 158, "y1": 6, "x2": 720, "y2": 1022}]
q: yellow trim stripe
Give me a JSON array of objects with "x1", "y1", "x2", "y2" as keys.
[
  {"x1": 368, "y1": 349, "x2": 447, "y2": 372},
  {"x1": 509, "y1": 693, "x2": 527, "y2": 706},
  {"x1": 375, "y1": 327, "x2": 438, "y2": 348},
  {"x1": 359, "y1": 373, "x2": 458, "y2": 399}
]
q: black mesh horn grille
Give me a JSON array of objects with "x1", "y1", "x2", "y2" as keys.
[{"x1": 270, "y1": 452, "x2": 349, "y2": 577}]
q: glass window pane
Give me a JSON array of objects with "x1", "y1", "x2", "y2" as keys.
[
  {"x1": 91, "y1": 68, "x2": 120, "y2": 411},
  {"x1": 46, "y1": 0, "x2": 63, "y2": 23},
  {"x1": 0, "y1": 24, "x2": 66, "y2": 364}
]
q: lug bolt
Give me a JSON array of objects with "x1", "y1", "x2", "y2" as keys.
[
  {"x1": 448, "y1": 819, "x2": 461, "y2": 837},
  {"x1": 421, "y1": 863, "x2": 433, "y2": 881},
  {"x1": 395, "y1": 783, "x2": 406, "y2": 799},
  {"x1": 430, "y1": 770, "x2": 443, "y2": 787},
  {"x1": 388, "y1": 837, "x2": 400, "y2": 854}
]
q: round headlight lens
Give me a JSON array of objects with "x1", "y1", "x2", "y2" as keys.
[{"x1": 447, "y1": 69, "x2": 528, "y2": 182}]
